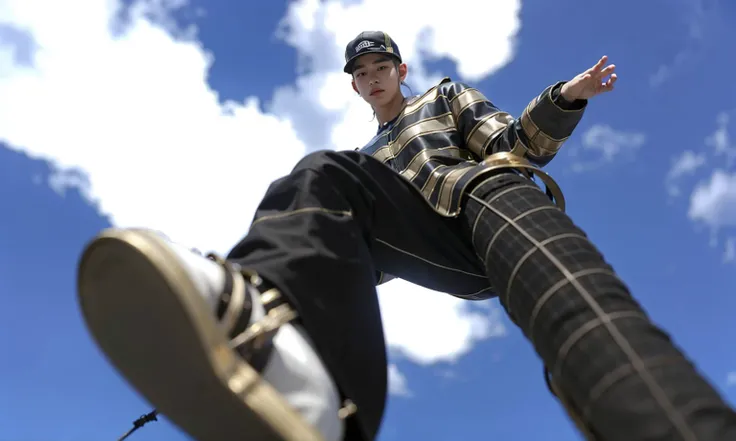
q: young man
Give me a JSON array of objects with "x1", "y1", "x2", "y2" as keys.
[{"x1": 77, "y1": 31, "x2": 736, "y2": 441}]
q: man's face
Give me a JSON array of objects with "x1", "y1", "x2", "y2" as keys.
[{"x1": 351, "y1": 53, "x2": 406, "y2": 106}]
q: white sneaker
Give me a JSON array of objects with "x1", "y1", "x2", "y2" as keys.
[{"x1": 76, "y1": 228, "x2": 346, "y2": 441}]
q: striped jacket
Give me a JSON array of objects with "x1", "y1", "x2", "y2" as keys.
[{"x1": 358, "y1": 77, "x2": 587, "y2": 217}]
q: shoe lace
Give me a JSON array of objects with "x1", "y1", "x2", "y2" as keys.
[{"x1": 116, "y1": 409, "x2": 158, "y2": 441}]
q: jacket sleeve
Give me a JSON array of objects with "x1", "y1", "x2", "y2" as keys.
[{"x1": 440, "y1": 80, "x2": 587, "y2": 167}]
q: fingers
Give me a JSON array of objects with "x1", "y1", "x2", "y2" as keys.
[
  {"x1": 587, "y1": 56, "x2": 615, "y2": 77},
  {"x1": 590, "y1": 57, "x2": 617, "y2": 93},
  {"x1": 573, "y1": 56, "x2": 619, "y2": 98},
  {"x1": 607, "y1": 73, "x2": 618, "y2": 90},
  {"x1": 595, "y1": 55, "x2": 608, "y2": 70},
  {"x1": 599, "y1": 64, "x2": 616, "y2": 77},
  {"x1": 586, "y1": 55, "x2": 607, "y2": 74},
  {"x1": 599, "y1": 73, "x2": 618, "y2": 93}
]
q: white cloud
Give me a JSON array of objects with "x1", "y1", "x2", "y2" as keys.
[
  {"x1": 388, "y1": 364, "x2": 411, "y2": 397},
  {"x1": 276, "y1": 0, "x2": 520, "y2": 83},
  {"x1": 670, "y1": 112, "x2": 736, "y2": 260},
  {"x1": 650, "y1": 51, "x2": 689, "y2": 88},
  {"x1": 686, "y1": 169, "x2": 736, "y2": 262},
  {"x1": 379, "y1": 281, "x2": 507, "y2": 364},
  {"x1": 666, "y1": 150, "x2": 707, "y2": 197},
  {"x1": 649, "y1": 0, "x2": 720, "y2": 87},
  {"x1": 688, "y1": 170, "x2": 736, "y2": 230},
  {"x1": 569, "y1": 124, "x2": 646, "y2": 172},
  {"x1": 705, "y1": 112, "x2": 736, "y2": 166},
  {"x1": 0, "y1": 0, "x2": 517, "y2": 369},
  {"x1": 728, "y1": 371, "x2": 736, "y2": 387},
  {"x1": 269, "y1": 0, "x2": 522, "y2": 150}
]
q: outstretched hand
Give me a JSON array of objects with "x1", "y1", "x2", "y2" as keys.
[{"x1": 560, "y1": 55, "x2": 617, "y2": 101}]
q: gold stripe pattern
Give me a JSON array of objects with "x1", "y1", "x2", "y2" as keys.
[
  {"x1": 479, "y1": 151, "x2": 566, "y2": 212},
  {"x1": 370, "y1": 88, "x2": 443, "y2": 146},
  {"x1": 450, "y1": 88, "x2": 487, "y2": 117},
  {"x1": 437, "y1": 164, "x2": 474, "y2": 212},
  {"x1": 403, "y1": 88, "x2": 441, "y2": 116},
  {"x1": 372, "y1": 113, "x2": 455, "y2": 162},
  {"x1": 510, "y1": 138, "x2": 528, "y2": 157},
  {"x1": 519, "y1": 96, "x2": 567, "y2": 157},
  {"x1": 358, "y1": 78, "x2": 572, "y2": 219},
  {"x1": 421, "y1": 164, "x2": 448, "y2": 199},
  {"x1": 466, "y1": 111, "x2": 514, "y2": 158},
  {"x1": 400, "y1": 146, "x2": 460, "y2": 181}
]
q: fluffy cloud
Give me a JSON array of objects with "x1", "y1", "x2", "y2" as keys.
[
  {"x1": 728, "y1": 371, "x2": 736, "y2": 387},
  {"x1": 388, "y1": 364, "x2": 411, "y2": 397},
  {"x1": 648, "y1": 0, "x2": 720, "y2": 87},
  {"x1": 705, "y1": 112, "x2": 736, "y2": 166},
  {"x1": 667, "y1": 112, "x2": 736, "y2": 259},
  {"x1": 270, "y1": 0, "x2": 521, "y2": 151},
  {"x1": 0, "y1": 0, "x2": 516, "y2": 370},
  {"x1": 666, "y1": 150, "x2": 707, "y2": 197},
  {"x1": 688, "y1": 171, "x2": 736, "y2": 230},
  {"x1": 568, "y1": 124, "x2": 646, "y2": 172},
  {"x1": 684, "y1": 114, "x2": 736, "y2": 234},
  {"x1": 379, "y1": 282, "x2": 507, "y2": 365},
  {"x1": 277, "y1": 0, "x2": 520, "y2": 82}
]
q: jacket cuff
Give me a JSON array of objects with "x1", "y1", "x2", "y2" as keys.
[
  {"x1": 518, "y1": 82, "x2": 587, "y2": 159},
  {"x1": 551, "y1": 82, "x2": 587, "y2": 111}
]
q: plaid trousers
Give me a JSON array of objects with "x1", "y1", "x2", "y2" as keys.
[
  {"x1": 227, "y1": 150, "x2": 736, "y2": 441},
  {"x1": 464, "y1": 172, "x2": 736, "y2": 441}
]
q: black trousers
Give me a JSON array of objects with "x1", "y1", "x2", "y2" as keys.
[{"x1": 226, "y1": 150, "x2": 736, "y2": 441}]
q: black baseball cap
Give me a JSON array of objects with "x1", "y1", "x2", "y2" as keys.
[{"x1": 343, "y1": 31, "x2": 402, "y2": 74}]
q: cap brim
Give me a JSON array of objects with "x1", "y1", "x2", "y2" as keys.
[{"x1": 343, "y1": 51, "x2": 401, "y2": 74}]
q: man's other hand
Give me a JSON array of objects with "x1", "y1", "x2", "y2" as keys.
[{"x1": 561, "y1": 55, "x2": 617, "y2": 101}]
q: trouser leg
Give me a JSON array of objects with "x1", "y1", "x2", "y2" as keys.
[
  {"x1": 460, "y1": 171, "x2": 736, "y2": 441},
  {"x1": 226, "y1": 149, "x2": 489, "y2": 441}
]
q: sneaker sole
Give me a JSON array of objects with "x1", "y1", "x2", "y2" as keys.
[{"x1": 76, "y1": 228, "x2": 325, "y2": 441}]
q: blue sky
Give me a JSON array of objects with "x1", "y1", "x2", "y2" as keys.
[{"x1": 1, "y1": 0, "x2": 735, "y2": 440}]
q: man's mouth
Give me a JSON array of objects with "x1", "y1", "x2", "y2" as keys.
[{"x1": 370, "y1": 89, "x2": 384, "y2": 96}]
